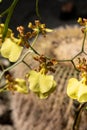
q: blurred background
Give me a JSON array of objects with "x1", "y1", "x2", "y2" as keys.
[{"x1": 1, "y1": 0, "x2": 87, "y2": 34}]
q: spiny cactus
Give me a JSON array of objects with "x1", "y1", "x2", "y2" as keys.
[{"x1": 9, "y1": 25, "x2": 87, "y2": 130}]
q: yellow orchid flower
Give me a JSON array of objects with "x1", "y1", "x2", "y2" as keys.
[
  {"x1": 78, "y1": 83, "x2": 87, "y2": 102},
  {"x1": 28, "y1": 70, "x2": 56, "y2": 99},
  {"x1": 67, "y1": 74, "x2": 87, "y2": 102},
  {"x1": 67, "y1": 78, "x2": 79, "y2": 99},
  {"x1": 0, "y1": 0, "x2": 2, "y2": 3},
  {"x1": 0, "y1": 78, "x2": 28, "y2": 94},
  {"x1": 14, "y1": 78, "x2": 28, "y2": 94},
  {"x1": 77, "y1": 17, "x2": 87, "y2": 32},
  {"x1": 0, "y1": 23, "x2": 23, "y2": 62},
  {"x1": 77, "y1": 17, "x2": 86, "y2": 26},
  {"x1": 0, "y1": 38, "x2": 23, "y2": 62},
  {"x1": 28, "y1": 20, "x2": 53, "y2": 36},
  {"x1": 0, "y1": 24, "x2": 12, "y2": 38}
]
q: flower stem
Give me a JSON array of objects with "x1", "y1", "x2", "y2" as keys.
[
  {"x1": 0, "y1": 33, "x2": 39, "y2": 81},
  {"x1": 2, "y1": 0, "x2": 20, "y2": 40},
  {"x1": 81, "y1": 32, "x2": 86, "y2": 52},
  {"x1": 36, "y1": 0, "x2": 41, "y2": 19},
  {"x1": 0, "y1": 49, "x2": 32, "y2": 81},
  {"x1": 73, "y1": 103, "x2": 87, "y2": 130}
]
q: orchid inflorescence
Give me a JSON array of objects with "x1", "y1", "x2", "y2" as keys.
[
  {"x1": 67, "y1": 58, "x2": 87, "y2": 102},
  {"x1": 0, "y1": 20, "x2": 57, "y2": 99},
  {"x1": 1, "y1": 1, "x2": 87, "y2": 129},
  {"x1": 66, "y1": 18, "x2": 87, "y2": 103},
  {"x1": 1, "y1": 0, "x2": 87, "y2": 102},
  {"x1": 1, "y1": 17, "x2": 87, "y2": 101}
]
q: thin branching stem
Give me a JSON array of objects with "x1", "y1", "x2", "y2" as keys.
[
  {"x1": 36, "y1": 0, "x2": 41, "y2": 19},
  {"x1": 73, "y1": 103, "x2": 87, "y2": 130},
  {"x1": 81, "y1": 32, "x2": 86, "y2": 52},
  {"x1": 72, "y1": 52, "x2": 82, "y2": 61},
  {"x1": 22, "y1": 60, "x2": 32, "y2": 70},
  {"x1": 0, "y1": 49, "x2": 31, "y2": 81},
  {"x1": 0, "y1": 8, "x2": 9, "y2": 17},
  {"x1": 0, "y1": 33, "x2": 39, "y2": 81}
]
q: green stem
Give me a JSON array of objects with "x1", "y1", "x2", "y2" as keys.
[
  {"x1": 2, "y1": 0, "x2": 20, "y2": 40},
  {"x1": 29, "y1": 33, "x2": 41, "y2": 55},
  {"x1": 31, "y1": 33, "x2": 39, "y2": 46},
  {"x1": 0, "y1": 49, "x2": 32, "y2": 81},
  {"x1": 0, "y1": 33, "x2": 39, "y2": 81},
  {"x1": 36, "y1": 0, "x2": 41, "y2": 19},
  {"x1": 81, "y1": 32, "x2": 86, "y2": 52},
  {"x1": 71, "y1": 31, "x2": 86, "y2": 60},
  {"x1": 22, "y1": 60, "x2": 32, "y2": 69},
  {"x1": 73, "y1": 103, "x2": 87, "y2": 130},
  {"x1": 57, "y1": 59, "x2": 71, "y2": 62},
  {"x1": 29, "y1": 44, "x2": 40, "y2": 56},
  {"x1": 71, "y1": 60, "x2": 80, "y2": 72},
  {"x1": 72, "y1": 52, "x2": 82, "y2": 61},
  {"x1": 0, "y1": 8, "x2": 10, "y2": 17}
]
